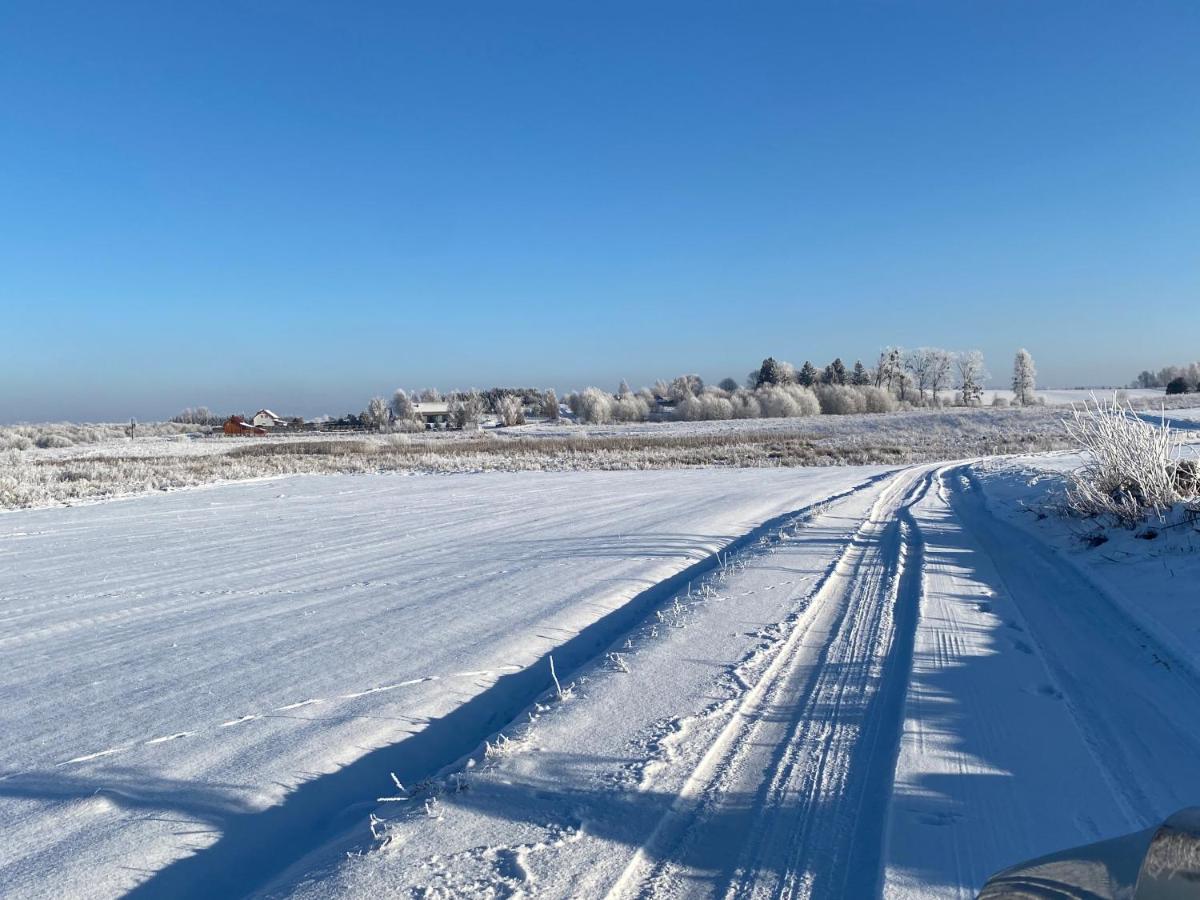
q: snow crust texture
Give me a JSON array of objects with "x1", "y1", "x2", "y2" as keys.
[{"x1": 2, "y1": 461, "x2": 1198, "y2": 899}]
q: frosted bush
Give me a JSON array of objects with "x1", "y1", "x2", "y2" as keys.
[
  {"x1": 1063, "y1": 397, "x2": 1188, "y2": 524},
  {"x1": 573, "y1": 388, "x2": 614, "y2": 424},
  {"x1": 35, "y1": 434, "x2": 74, "y2": 449},
  {"x1": 612, "y1": 394, "x2": 650, "y2": 423},
  {"x1": 494, "y1": 394, "x2": 526, "y2": 426},
  {"x1": 0, "y1": 433, "x2": 34, "y2": 451},
  {"x1": 815, "y1": 385, "x2": 865, "y2": 415},
  {"x1": 757, "y1": 384, "x2": 819, "y2": 418},
  {"x1": 861, "y1": 386, "x2": 897, "y2": 413},
  {"x1": 675, "y1": 390, "x2": 733, "y2": 421},
  {"x1": 729, "y1": 389, "x2": 762, "y2": 419}
]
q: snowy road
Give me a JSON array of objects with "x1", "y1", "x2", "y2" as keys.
[
  {"x1": 2, "y1": 463, "x2": 1198, "y2": 898},
  {"x1": 285, "y1": 464, "x2": 1200, "y2": 900}
]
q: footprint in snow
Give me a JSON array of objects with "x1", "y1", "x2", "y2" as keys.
[{"x1": 1010, "y1": 639, "x2": 1035, "y2": 655}]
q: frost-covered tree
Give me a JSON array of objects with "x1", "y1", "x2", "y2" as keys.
[
  {"x1": 718, "y1": 377, "x2": 740, "y2": 393},
  {"x1": 755, "y1": 357, "x2": 785, "y2": 387},
  {"x1": 1011, "y1": 349, "x2": 1037, "y2": 405},
  {"x1": 542, "y1": 389, "x2": 560, "y2": 420},
  {"x1": 617, "y1": 379, "x2": 633, "y2": 397},
  {"x1": 418, "y1": 388, "x2": 443, "y2": 402},
  {"x1": 797, "y1": 361, "x2": 818, "y2": 387},
  {"x1": 903, "y1": 349, "x2": 932, "y2": 402},
  {"x1": 390, "y1": 389, "x2": 415, "y2": 420},
  {"x1": 612, "y1": 392, "x2": 650, "y2": 422},
  {"x1": 574, "y1": 387, "x2": 614, "y2": 424},
  {"x1": 669, "y1": 374, "x2": 704, "y2": 400},
  {"x1": 450, "y1": 390, "x2": 486, "y2": 429},
  {"x1": 823, "y1": 358, "x2": 847, "y2": 386},
  {"x1": 874, "y1": 347, "x2": 902, "y2": 391},
  {"x1": 956, "y1": 350, "x2": 987, "y2": 406},
  {"x1": 929, "y1": 349, "x2": 954, "y2": 402},
  {"x1": 494, "y1": 393, "x2": 526, "y2": 426},
  {"x1": 850, "y1": 361, "x2": 870, "y2": 386},
  {"x1": 363, "y1": 396, "x2": 391, "y2": 431}
]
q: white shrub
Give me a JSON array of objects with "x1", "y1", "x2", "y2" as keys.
[
  {"x1": 757, "y1": 384, "x2": 819, "y2": 418},
  {"x1": 494, "y1": 394, "x2": 526, "y2": 426},
  {"x1": 612, "y1": 394, "x2": 650, "y2": 422},
  {"x1": 574, "y1": 388, "x2": 614, "y2": 424},
  {"x1": 1063, "y1": 397, "x2": 1186, "y2": 524},
  {"x1": 675, "y1": 390, "x2": 733, "y2": 421},
  {"x1": 542, "y1": 389, "x2": 560, "y2": 421},
  {"x1": 861, "y1": 386, "x2": 897, "y2": 413},
  {"x1": 815, "y1": 385, "x2": 865, "y2": 415},
  {"x1": 729, "y1": 389, "x2": 762, "y2": 418}
]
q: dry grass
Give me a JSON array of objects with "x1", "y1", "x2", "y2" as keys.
[{"x1": 0, "y1": 407, "x2": 1086, "y2": 510}]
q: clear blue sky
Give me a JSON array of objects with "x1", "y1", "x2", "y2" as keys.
[{"x1": 2, "y1": 1, "x2": 1198, "y2": 421}]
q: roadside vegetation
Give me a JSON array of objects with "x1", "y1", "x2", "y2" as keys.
[{"x1": 1062, "y1": 397, "x2": 1199, "y2": 527}]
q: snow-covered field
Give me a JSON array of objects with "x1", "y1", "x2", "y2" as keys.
[
  {"x1": 0, "y1": 407, "x2": 1086, "y2": 511},
  {"x1": 979, "y1": 387, "x2": 1164, "y2": 406},
  {"x1": 2, "y1": 457, "x2": 1198, "y2": 899},
  {"x1": 0, "y1": 467, "x2": 890, "y2": 898}
]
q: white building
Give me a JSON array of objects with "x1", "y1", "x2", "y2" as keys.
[
  {"x1": 251, "y1": 409, "x2": 286, "y2": 429},
  {"x1": 412, "y1": 401, "x2": 452, "y2": 429}
]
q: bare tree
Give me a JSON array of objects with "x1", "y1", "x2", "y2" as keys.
[
  {"x1": 956, "y1": 350, "x2": 987, "y2": 406},
  {"x1": 904, "y1": 348, "x2": 936, "y2": 402},
  {"x1": 929, "y1": 349, "x2": 954, "y2": 402},
  {"x1": 874, "y1": 346, "x2": 902, "y2": 391}
]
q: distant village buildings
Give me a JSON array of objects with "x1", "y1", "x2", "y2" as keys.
[{"x1": 251, "y1": 409, "x2": 285, "y2": 429}]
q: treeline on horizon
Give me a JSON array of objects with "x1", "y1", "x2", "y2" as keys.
[
  {"x1": 171, "y1": 347, "x2": 1044, "y2": 430},
  {"x1": 1132, "y1": 361, "x2": 1200, "y2": 395}
]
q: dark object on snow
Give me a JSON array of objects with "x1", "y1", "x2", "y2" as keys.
[
  {"x1": 979, "y1": 807, "x2": 1200, "y2": 899},
  {"x1": 222, "y1": 415, "x2": 267, "y2": 436},
  {"x1": 1165, "y1": 377, "x2": 1192, "y2": 396}
]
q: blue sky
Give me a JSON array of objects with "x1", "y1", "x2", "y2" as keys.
[{"x1": 2, "y1": 1, "x2": 1198, "y2": 421}]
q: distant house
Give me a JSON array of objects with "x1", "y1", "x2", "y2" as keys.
[
  {"x1": 252, "y1": 409, "x2": 286, "y2": 429},
  {"x1": 223, "y1": 415, "x2": 267, "y2": 436},
  {"x1": 412, "y1": 401, "x2": 452, "y2": 430}
]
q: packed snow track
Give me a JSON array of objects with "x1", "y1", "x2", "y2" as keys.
[{"x1": 2, "y1": 464, "x2": 1198, "y2": 899}]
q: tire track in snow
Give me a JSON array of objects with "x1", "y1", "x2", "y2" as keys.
[
  {"x1": 604, "y1": 467, "x2": 932, "y2": 900},
  {"x1": 946, "y1": 467, "x2": 1200, "y2": 828},
  {"x1": 116, "y1": 473, "x2": 897, "y2": 900}
]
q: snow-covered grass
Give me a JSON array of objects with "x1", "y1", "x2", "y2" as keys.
[
  {"x1": 979, "y1": 387, "x2": 1165, "y2": 406},
  {"x1": 1061, "y1": 397, "x2": 1198, "y2": 524},
  {"x1": 1, "y1": 407, "x2": 1088, "y2": 510}
]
